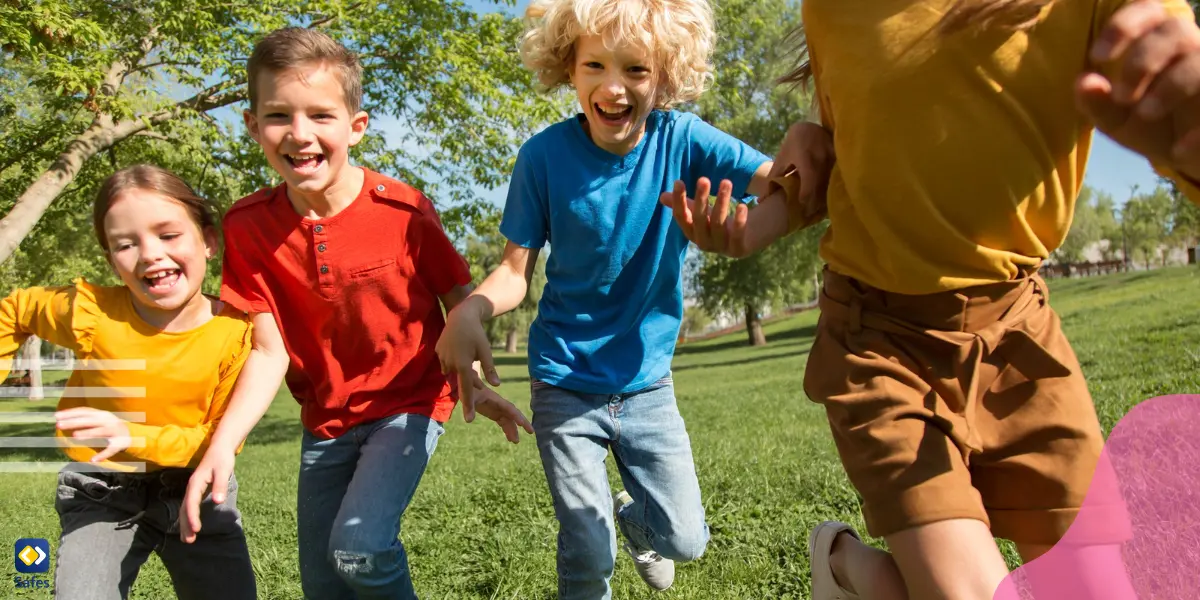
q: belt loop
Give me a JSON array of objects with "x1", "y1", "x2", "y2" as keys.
[{"x1": 849, "y1": 297, "x2": 863, "y2": 334}]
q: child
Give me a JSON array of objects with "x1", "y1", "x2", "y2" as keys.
[
  {"x1": 0, "y1": 165, "x2": 256, "y2": 600},
  {"x1": 435, "y1": 0, "x2": 773, "y2": 596},
  {"x1": 663, "y1": 0, "x2": 1200, "y2": 598},
  {"x1": 177, "y1": 27, "x2": 533, "y2": 600}
]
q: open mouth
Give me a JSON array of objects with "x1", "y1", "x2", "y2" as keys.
[
  {"x1": 594, "y1": 103, "x2": 633, "y2": 126},
  {"x1": 285, "y1": 153, "x2": 326, "y2": 175},
  {"x1": 143, "y1": 269, "x2": 181, "y2": 294}
]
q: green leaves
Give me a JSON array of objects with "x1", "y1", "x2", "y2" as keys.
[{"x1": 3, "y1": 0, "x2": 563, "y2": 286}]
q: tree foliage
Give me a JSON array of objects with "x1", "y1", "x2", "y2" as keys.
[
  {"x1": 687, "y1": 0, "x2": 822, "y2": 346},
  {"x1": 0, "y1": 0, "x2": 566, "y2": 290}
]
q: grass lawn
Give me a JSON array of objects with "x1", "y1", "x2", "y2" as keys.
[{"x1": 1, "y1": 267, "x2": 1198, "y2": 599}]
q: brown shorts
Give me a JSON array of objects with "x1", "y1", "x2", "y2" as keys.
[{"x1": 804, "y1": 268, "x2": 1130, "y2": 545}]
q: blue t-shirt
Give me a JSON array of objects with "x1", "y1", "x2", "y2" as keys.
[{"x1": 500, "y1": 109, "x2": 770, "y2": 394}]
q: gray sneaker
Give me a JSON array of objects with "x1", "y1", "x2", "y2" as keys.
[{"x1": 613, "y1": 490, "x2": 675, "y2": 591}]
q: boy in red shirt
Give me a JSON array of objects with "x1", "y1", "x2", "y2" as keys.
[{"x1": 178, "y1": 27, "x2": 532, "y2": 599}]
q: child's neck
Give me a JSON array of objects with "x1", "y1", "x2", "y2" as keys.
[
  {"x1": 131, "y1": 293, "x2": 218, "y2": 333},
  {"x1": 286, "y1": 166, "x2": 366, "y2": 220}
]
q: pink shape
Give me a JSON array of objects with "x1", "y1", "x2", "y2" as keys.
[{"x1": 995, "y1": 395, "x2": 1200, "y2": 600}]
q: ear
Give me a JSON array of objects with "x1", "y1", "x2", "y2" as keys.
[
  {"x1": 348, "y1": 110, "x2": 369, "y2": 147},
  {"x1": 243, "y1": 109, "x2": 261, "y2": 143},
  {"x1": 202, "y1": 227, "x2": 219, "y2": 260}
]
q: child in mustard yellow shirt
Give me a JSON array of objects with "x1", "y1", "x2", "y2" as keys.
[
  {"x1": 664, "y1": 1, "x2": 1200, "y2": 599},
  {"x1": 0, "y1": 165, "x2": 256, "y2": 600}
]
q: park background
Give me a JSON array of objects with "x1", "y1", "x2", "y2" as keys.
[{"x1": 2, "y1": 1, "x2": 1200, "y2": 598}]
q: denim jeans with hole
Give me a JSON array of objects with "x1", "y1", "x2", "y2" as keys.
[
  {"x1": 296, "y1": 412, "x2": 444, "y2": 600},
  {"x1": 531, "y1": 375, "x2": 709, "y2": 600}
]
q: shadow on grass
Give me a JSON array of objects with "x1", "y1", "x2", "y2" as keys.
[{"x1": 676, "y1": 323, "x2": 819, "y2": 356}]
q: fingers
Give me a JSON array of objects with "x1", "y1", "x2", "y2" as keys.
[
  {"x1": 709, "y1": 179, "x2": 733, "y2": 252},
  {"x1": 90, "y1": 440, "x2": 123, "y2": 463},
  {"x1": 1137, "y1": 49, "x2": 1200, "y2": 120},
  {"x1": 1093, "y1": 0, "x2": 1170, "y2": 65},
  {"x1": 500, "y1": 419, "x2": 519, "y2": 444},
  {"x1": 665, "y1": 180, "x2": 694, "y2": 233},
  {"x1": 728, "y1": 202, "x2": 750, "y2": 257},
  {"x1": 181, "y1": 469, "x2": 212, "y2": 543},
  {"x1": 476, "y1": 347, "x2": 500, "y2": 387},
  {"x1": 72, "y1": 426, "x2": 109, "y2": 439},
  {"x1": 55, "y1": 411, "x2": 103, "y2": 432},
  {"x1": 692, "y1": 178, "x2": 713, "y2": 249},
  {"x1": 1077, "y1": 73, "x2": 1132, "y2": 134},
  {"x1": 458, "y1": 371, "x2": 478, "y2": 423}
]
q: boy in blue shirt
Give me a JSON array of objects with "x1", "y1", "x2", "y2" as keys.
[{"x1": 436, "y1": 0, "x2": 778, "y2": 597}]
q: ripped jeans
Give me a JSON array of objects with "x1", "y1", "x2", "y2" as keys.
[{"x1": 297, "y1": 413, "x2": 444, "y2": 600}]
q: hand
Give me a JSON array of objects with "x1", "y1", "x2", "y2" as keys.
[
  {"x1": 55, "y1": 407, "x2": 133, "y2": 463},
  {"x1": 178, "y1": 447, "x2": 236, "y2": 543},
  {"x1": 770, "y1": 121, "x2": 835, "y2": 214},
  {"x1": 1078, "y1": 0, "x2": 1200, "y2": 180},
  {"x1": 659, "y1": 177, "x2": 754, "y2": 257},
  {"x1": 471, "y1": 383, "x2": 534, "y2": 444},
  {"x1": 436, "y1": 300, "x2": 501, "y2": 423}
]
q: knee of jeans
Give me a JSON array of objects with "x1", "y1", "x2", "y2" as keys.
[
  {"x1": 328, "y1": 544, "x2": 401, "y2": 589},
  {"x1": 656, "y1": 528, "x2": 709, "y2": 563}
]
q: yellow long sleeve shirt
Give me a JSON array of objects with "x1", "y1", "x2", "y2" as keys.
[
  {"x1": 0, "y1": 280, "x2": 252, "y2": 471},
  {"x1": 803, "y1": 0, "x2": 1199, "y2": 294}
]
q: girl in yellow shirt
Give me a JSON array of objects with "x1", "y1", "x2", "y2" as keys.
[
  {"x1": 663, "y1": 0, "x2": 1200, "y2": 599},
  {"x1": 0, "y1": 165, "x2": 256, "y2": 599}
]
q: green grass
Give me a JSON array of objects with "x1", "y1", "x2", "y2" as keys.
[{"x1": 2, "y1": 267, "x2": 1199, "y2": 599}]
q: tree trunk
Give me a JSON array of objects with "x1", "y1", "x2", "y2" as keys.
[
  {"x1": 0, "y1": 115, "x2": 155, "y2": 264},
  {"x1": 21, "y1": 336, "x2": 43, "y2": 401},
  {"x1": 745, "y1": 302, "x2": 767, "y2": 346},
  {"x1": 505, "y1": 329, "x2": 519, "y2": 354}
]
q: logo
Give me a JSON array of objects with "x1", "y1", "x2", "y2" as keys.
[{"x1": 14, "y1": 539, "x2": 49, "y2": 574}]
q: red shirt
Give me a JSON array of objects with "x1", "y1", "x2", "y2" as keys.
[{"x1": 221, "y1": 168, "x2": 471, "y2": 438}]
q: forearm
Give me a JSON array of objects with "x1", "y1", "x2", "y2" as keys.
[
  {"x1": 461, "y1": 264, "x2": 530, "y2": 321},
  {"x1": 739, "y1": 190, "x2": 794, "y2": 255},
  {"x1": 206, "y1": 348, "x2": 288, "y2": 453}
]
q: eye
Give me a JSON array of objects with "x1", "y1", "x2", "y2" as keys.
[
  {"x1": 161, "y1": 233, "x2": 182, "y2": 241},
  {"x1": 584, "y1": 61, "x2": 604, "y2": 70},
  {"x1": 265, "y1": 112, "x2": 288, "y2": 119},
  {"x1": 113, "y1": 243, "x2": 133, "y2": 252},
  {"x1": 628, "y1": 65, "x2": 650, "y2": 75}
]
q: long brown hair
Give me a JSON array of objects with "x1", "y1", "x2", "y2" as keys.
[
  {"x1": 779, "y1": 0, "x2": 1057, "y2": 87},
  {"x1": 93, "y1": 165, "x2": 217, "y2": 253}
]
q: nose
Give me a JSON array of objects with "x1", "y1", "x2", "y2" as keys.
[
  {"x1": 599, "y1": 73, "x2": 625, "y2": 99},
  {"x1": 139, "y1": 237, "x2": 166, "y2": 264},
  {"x1": 289, "y1": 115, "x2": 315, "y2": 144}
]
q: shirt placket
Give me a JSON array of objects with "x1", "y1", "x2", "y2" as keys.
[{"x1": 313, "y1": 223, "x2": 333, "y2": 288}]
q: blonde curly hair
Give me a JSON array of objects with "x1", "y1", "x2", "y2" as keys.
[{"x1": 520, "y1": 0, "x2": 715, "y2": 109}]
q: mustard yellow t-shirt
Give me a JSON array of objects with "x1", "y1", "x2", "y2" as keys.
[
  {"x1": 0, "y1": 279, "x2": 252, "y2": 471},
  {"x1": 803, "y1": 0, "x2": 1198, "y2": 294}
]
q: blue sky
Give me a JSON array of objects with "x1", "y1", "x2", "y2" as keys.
[{"x1": 454, "y1": 0, "x2": 1164, "y2": 207}]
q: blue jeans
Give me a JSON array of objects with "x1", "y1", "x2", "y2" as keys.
[
  {"x1": 531, "y1": 376, "x2": 709, "y2": 600},
  {"x1": 297, "y1": 412, "x2": 444, "y2": 600}
]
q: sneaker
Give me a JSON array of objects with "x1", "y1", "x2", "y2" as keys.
[
  {"x1": 809, "y1": 521, "x2": 862, "y2": 600},
  {"x1": 613, "y1": 490, "x2": 675, "y2": 591}
]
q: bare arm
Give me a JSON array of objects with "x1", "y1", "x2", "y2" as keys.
[{"x1": 451, "y1": 242, "x2": 540, "y2": 324}]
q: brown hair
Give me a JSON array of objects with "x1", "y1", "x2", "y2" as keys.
[
  {"x1": 779, "y1": 0, "x2": 1057, "y2": 87},
  {"x1": 93, "y1": 165, "x2": 217, "y2": 253},
  {"x1": 246, "y1": 27, "x2": 363, "y2": 115}
]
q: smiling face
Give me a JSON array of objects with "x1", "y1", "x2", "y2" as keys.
[
  {"x1": 244, "y1": 61, "x2": 369, "y2": 209},
  {"x1": 103, "y1": 189, "x2": 216, "y2": 327},
  {"x1": 570, "y1": 33, "x2": 660, "y2": 156}
]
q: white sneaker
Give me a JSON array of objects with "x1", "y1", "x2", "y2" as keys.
[
  {"x1": 809, "y1": 521, "x2": 862, "y2": 600},
  {"x1": 614, "y1": 490, "x2": 675, "y2": 591}
]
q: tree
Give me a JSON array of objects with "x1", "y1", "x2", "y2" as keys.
[
  {"x1": 0, "y1": 0, "x2": 564, "y2": 283},
  {"x1": 459, "y1": 217, "x2": 547, "y2": 354},
  {"x1": 1122, "y1": 186, "x2": 1173, "y2": 269},
  {"x1": 688, "y1": 0, "x2": 822, "y2": 346},
  {"x1": 1053, "y1": 186, "x2": 1103, "y2": 265}
]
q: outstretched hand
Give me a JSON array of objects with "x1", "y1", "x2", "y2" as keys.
[
  {"x1": 470, "y1": 383, "x2": 534, "y2": 443},
  {"x1": 1077, "y1": 0, "x2": 1200, "y2": 181},
  {"x1": 659, "y1": 177, "x2": 753, "y2": 258}
]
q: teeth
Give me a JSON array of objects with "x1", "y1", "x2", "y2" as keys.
[{"x1": 598, "y1": 105, "x2": 629, "y2": 115}]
